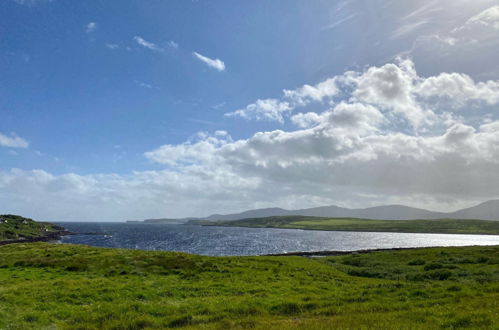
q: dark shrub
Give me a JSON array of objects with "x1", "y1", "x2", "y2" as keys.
[
  {"x1": 424, "y1": 262, "x2": 444, "y2": 271},
  {"x1": 426, "y1": 269, "x2": 452, "y2": 280},
  {"x1": 272, "y1": 302, "x2": 301, "y2": 315},
  {"x1": 168, "y1": 315, "x2": 192, "y2": 328},
  {"x1": 407, "y1": 259, "x2": 425, "y2": 266}
]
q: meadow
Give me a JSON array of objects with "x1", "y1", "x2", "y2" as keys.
[
  {"x1": 0, "y1": 242, "x2": 498, "y2": 329},
  {"x1": 194, "y1": 216, "x2": 499, "y2": 235}
]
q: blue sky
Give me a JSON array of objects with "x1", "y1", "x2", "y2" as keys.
[{"x1": 2, "y1": 0, "x2": 499, "y2": 220}]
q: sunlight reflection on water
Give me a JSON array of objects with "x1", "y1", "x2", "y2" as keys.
[{"x1": 56, "y1": 223, "x2": 499, "y2": 256}]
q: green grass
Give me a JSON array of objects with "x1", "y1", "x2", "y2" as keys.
[
  {"x1": 0, "y1": 215, "x2": 62, "y2": 241},
  {"x1": 194, "y1": 216, "x2": 499, "y2": 235},
  {"x1": 0, "y1": 243, "x2": 498, "y2": 329}
]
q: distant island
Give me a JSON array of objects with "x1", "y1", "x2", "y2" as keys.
[
  {"x1": 0, "y1": 214, "x2": 71, "y2": 245},
  {"x1": 189, "y1": 216, "x2": 499, "y2": 235},
  {"x1": 127, "y1": 218, "x2": 192, "y2": 224}
]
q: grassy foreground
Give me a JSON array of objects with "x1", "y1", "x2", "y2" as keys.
[
  {"x1": 0, "y1": 243, "x2": 498, "y2": 329},
  {"x1": 193, "y1": 216, "x2": 499, "y2": 235}
]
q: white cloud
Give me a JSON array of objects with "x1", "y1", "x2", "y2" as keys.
[
  {"x1": 86, "y1": 22, "x2": 98, "y2": 33},
  {"x1": 461, "y1": 5, "x2": 499, "y2": 30},
  {"x1": 0, "y1": 133, "x2": 29, "y2": 148},
  {"x1": 226, "y1": 99, "x2": 291, "y2": 123},
  {"x1": 227, "y1": 77, "x2": 339, "y2": 122},
  {"x1": 12, "y1": 0, "x2": 53, "y2": 6},
  {"x1": 349, "y1": 59, "x2": 431, "y2": 128},
  {"x1": 144, "y1": 132, "x2": 231, "y2": 166},
  {"x1": 416, "y1": 72, "x2": 499, "y2": 106},
  {"x1": 106, "y1": 43, "x2": 119, "y2": 49},
  {"x1": 391, "y1": 20, "x2": 429, "y2": 39},
  {"x1": 134, "y1": 80, "x2": 157, "y2": 89},
  {"x1": 229, "y1": 58, "x2": 499, "y2": 129},
  {"x1": 134, "y1": 36, "x2": 163, "y2": 52},
  {"x1": 400, "y1": 1, "x2": 442, "y2": 21},
  {"x1": 321, "y1": 14, "x2": 357, "y2": 31},
  {"x1": 168, "y1": 40, "x2": 179, "y2": 49},
  {"x1": 404, "y1": 5, "x2": 499, "y2": 75},
  {"x1": 5, "y1": 59, "x2": 499, "y2": 220},
  {"x1": 291, "y1": 112, "x2": 322, "y2": 128},
  {"x1": 193, "y1": 52, "x2": 225, "y2": 71}
]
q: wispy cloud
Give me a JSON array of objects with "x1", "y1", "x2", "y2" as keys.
[
  {"x1": 0, "y1": 132, "x2": 29, "y2": 148},
  {"x1": 391, "y1": 20, "x2": 429, "y2": 39},
  {"x1": 401, "y1": 1, "x2": 441, "y2": 21},
  {"x1": 134, "y1": 36, "x2": 163, "y2": 52},
  {"x1": 12, "y1": 0, "x2": 54, "y2": 6},
  {"x1": 86, "y1": 22, "x2": 98, "y2": 33},
  {"x1": 134, "y1": 80, "x2": 158, "y2": 90},
  {"x1": 334, "y1": 0, "x2": 351, "y2": 13},
  {"x1": 168, "y1": 40, "x2": 179, "y2": 49},
  {"x1": 454, "y1": 5, "x2": 499, "y2": 32},
  {"x1": 193, "y1": 52, "x2": 225, "y2": 71},
  {"x1": 211, "y1": 102, "x2": 226, "y2": 110},
  {"x1": 321, "y1": 13, "x2": 357, "y2": 31},
  {"x1": 390, "y1": 1, "x2": 441, "y2": 40},
  {"x1": 105, "y1": 43, "x2": 119, "y2": 49}
]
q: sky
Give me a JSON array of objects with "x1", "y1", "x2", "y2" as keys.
[{"x1": 1, "y1": 0, "x2": 499, "y2": 221}]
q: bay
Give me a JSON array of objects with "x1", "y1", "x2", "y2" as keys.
[{"x1": 56, "y1": 222, "x2": 499, "y2": 256}]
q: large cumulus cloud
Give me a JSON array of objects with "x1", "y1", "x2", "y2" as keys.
[{"x1": 3, "y1": 58, "x2": 499, "y2": 220}]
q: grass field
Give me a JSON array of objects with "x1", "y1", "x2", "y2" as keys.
[
  {"x1": 193, "y1": 216, "x2": 499, "y2": 235},
  {"x1": 0, "y1": 243, "x2": 498, "y2": 329}
]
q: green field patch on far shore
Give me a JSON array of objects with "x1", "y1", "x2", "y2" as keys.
[{"x1": 193, "y1": 216, "x2": 499, "y2": 235}]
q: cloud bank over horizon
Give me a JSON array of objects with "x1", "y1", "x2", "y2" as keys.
[{"x1": 3, "y1": 57, "x2": 499, "y2": 221}]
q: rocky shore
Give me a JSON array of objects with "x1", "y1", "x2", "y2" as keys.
[{"x1": 0, "y1": 230, "x2": 77, "y2": 246}]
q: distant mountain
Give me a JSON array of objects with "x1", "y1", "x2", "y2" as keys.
[
  {"x1": 293, "y1": 204, "x2": 448, "y2": 220},
  {"x1": 195, "y1": 199, "x2": 499, "y2": 222},
  {"x1": 204, "y1": 208, "x2": 291, "y2": 221},
  {"x1": 140, "y1": 218, "x2": 194, "y2": 224},
  {"x1": 136, "y1": 199, "x2": 499, "y2": 223},
  {"x1": 447, "y1": 200, "x2": 499, "y2": 220},
  {"x1": 200, "y1": 204, "x2": 447, "y2": 221}
]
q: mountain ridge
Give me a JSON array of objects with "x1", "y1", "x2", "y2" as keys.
[
  {"x1": 173, "y1": 200, "x2": 499, "y2": 223},
  {"x1": 138, "y1": 199, "x2": 499, "y2": 223}
]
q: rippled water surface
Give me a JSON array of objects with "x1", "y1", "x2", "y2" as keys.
[{"x1": 56, "y1": 222, "x2": 499, "y2": 256}]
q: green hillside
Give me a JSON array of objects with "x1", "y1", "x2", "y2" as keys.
[
  {"x1": 192, "y1": 216, "x2": 499, "y2": 235},
  {"x1": 0, "y1": 214, "x2": 63, "y2": 241}
]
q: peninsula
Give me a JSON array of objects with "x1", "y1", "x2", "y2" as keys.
[{"x1": 0, "y1": 214, "x2": 70, "y2": 245}]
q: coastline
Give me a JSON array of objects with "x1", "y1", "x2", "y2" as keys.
[
  {"x1": 197, "y1": 223, "x2": 499, "y2": 236},
  {"x1": 0, "y1": 230, "x2": 76, "y2": 246},
  {"x1": 263, "y1": 244, "x2": 499, "y2": 257}
]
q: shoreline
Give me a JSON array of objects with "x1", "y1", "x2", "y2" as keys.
[
  {"x1": 0, "y1": 230, "x2": 76, "y2": 246},
  {"x1": 263, "y1": 244, "x2": 499, "y2": 257},
  {"x1": 0, "y1": 230, "x2": 107, "y2": 246},
  {"x1": 197, "y1": 223, "x2": 499, "y2": 236}
]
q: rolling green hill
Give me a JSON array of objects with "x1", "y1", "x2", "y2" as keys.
[{"x1": 190, "y1": 216, "x2": 499, "y2": 235}]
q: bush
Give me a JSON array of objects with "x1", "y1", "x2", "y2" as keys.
[
  {"x1": 425, "y1": 269, "x2": 452, "y2": 280},
  {"x1": 407, "y1": 259, "x2": 425, "y2": 266},
  {"x1": 424, "y1": 262, "x2": 444, "y2": 271},
  {"x1": 168, "y1": 315, "x2": 192, "y2": 328},
  {"x1": 272, "y1": 302, "x2": 302, "y2": 315},
  {"x1": 341, "y1": 256, "x2": 366, "y2": 267}
]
